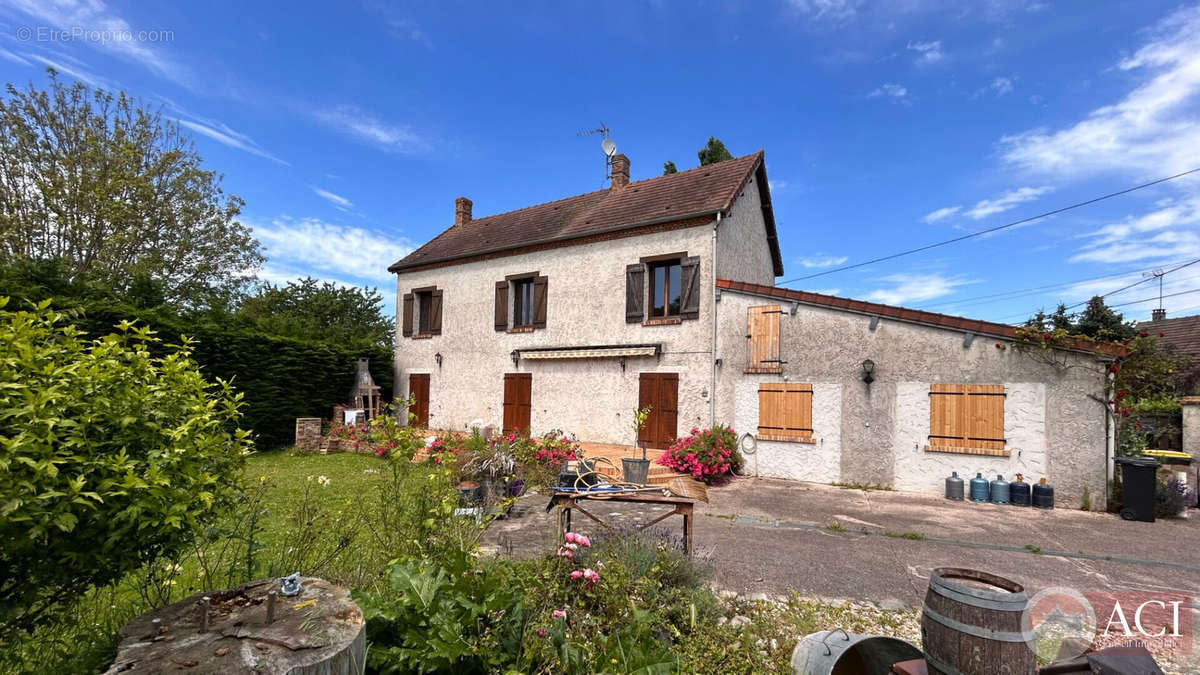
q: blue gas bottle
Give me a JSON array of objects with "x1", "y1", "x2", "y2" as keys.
[
  {"x1": 990, "y1": 474, "x2": 1010, "y2": 505},
  {"x1": 969, "y1": 472, "x2": 990, "y2": 502}
]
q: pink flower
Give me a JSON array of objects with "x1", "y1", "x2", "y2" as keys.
[
  {"x1": 537, "y1": 628, "x2": 547, "y2": 637},
  {"x1": 564, "y1": 542, "x2": 578, "y2": 551},
  {"x1": 570, "y1": 570, "x2": 584, "y2": 579},
  {"x1": 556, "y1": 547, "x2": 574, "y2": 559},
  {"x1": 564, "y1": 532, "x2": 578, "y2": 544},
  {"x1": 577, "y1": 535, "x2": 591, "y2": 548},
  {"x1": 552, "y1": 609, "x2": 566, "y2": 619}
]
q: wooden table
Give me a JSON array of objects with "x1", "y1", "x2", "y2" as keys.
[{"x1": 550, "y1": 490, "x2": 698, "y2": 554}]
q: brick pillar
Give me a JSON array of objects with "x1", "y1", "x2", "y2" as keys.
[{"x1": 455, "y1": 197, "x2": 472, "y2": 226}]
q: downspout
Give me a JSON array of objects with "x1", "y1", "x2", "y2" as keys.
[{"x1": 710, "y1": 212, "x2": 721, "y2": 427}]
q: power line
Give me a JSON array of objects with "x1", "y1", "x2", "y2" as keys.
[
  {"x1": 916, "y1": 258, "x2": 1199, "y2": 312},
  {"x1": 1107, "y1": 287, "x2": 1200, "y2": 309},
  {"x1": 1062, "y1": 258, "x2": 1200, "y2": 310},
  {"x1": 780, "y1": 166, "x2": 1200, "y2": 284}
]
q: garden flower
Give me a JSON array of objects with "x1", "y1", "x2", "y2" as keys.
[
  {"x1": 556, "y1": 547, "x2": 574, "y2": 560},
  {"x1": 570, "y1": 570, "x2": 583, "y2": 579},
  {"x1": 552, "y1": 609, "x2": 566, "y2": 619},
  {"x1": 317, "y1": 475, "x2": 330, "y2": 487},
  {"x1": 577, "y1": 535, "x2": 590, "y2": 547},
  {"x1": 564, "y1": 532, "x2": 578, "y2": 544},
  {"x1": 536, "y1": 629, "x2": 547, "y2": 637}
]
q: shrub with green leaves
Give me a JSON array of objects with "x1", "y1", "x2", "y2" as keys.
[{"x1": 0, "y1": 300, "x2": 251, "y2": 636}]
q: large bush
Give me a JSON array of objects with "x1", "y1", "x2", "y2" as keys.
[
  {"x1": 657, "y1": 426, "x2": 743, "y2": 484},
  {"x1": 0, "y1": 300, "x2": 251, "y2": 635}
]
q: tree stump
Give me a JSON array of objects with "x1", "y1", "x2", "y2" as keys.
[{"x1": 104, "y1": 577, "x2": 365, "y2": 674}]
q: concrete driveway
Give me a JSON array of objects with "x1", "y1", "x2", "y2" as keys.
[{"x1": 485, "y1": 477, "x2": 1200, "y2": 608}]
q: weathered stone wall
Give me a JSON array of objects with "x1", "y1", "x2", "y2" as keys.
[
  {"x1": 714, "y1": 290, "x2": 1113, "y2": 507},
  {"x1": 295, "y1": 418, "x2": 323, "y2": 452},
  {"x1": 1184, "y1": 397, "x2": 1200, "y2": 461},
  {"x1": 733, "y1": 379, "x2": 842, "y2": 483}
]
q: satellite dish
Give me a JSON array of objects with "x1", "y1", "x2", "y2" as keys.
[{"x1": 601, "y1": 138, "x2": 617, "y2": 157}]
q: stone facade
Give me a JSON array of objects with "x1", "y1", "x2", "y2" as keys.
[
  {"x1": 295, "y1": 417, "x2": 323, "y2": 452},
  {"x1": 1184, "y1": 397, "x2": 1200, "y2": 461},
  {"x1": 714, "y1": 291, "x2": 1115, "y2": 508}
]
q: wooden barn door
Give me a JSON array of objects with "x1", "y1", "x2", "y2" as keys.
[
  {"x1": 408, "y1": 374, "x2": 430, "y2": 428},
  {"x1": 638, "y1": 373, "x2": 679, "y2": 450},
  {"x1": 503, "y1": 373, "x2": 532, "y2": 434}
]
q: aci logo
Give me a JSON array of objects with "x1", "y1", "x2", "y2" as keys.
[{"x1": 1022, "y1": 586, "x2": 1192, "y2": 662}]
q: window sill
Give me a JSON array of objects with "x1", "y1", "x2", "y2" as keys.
[
  {"x1": 411, "y1": 333, "x2": 434, "y2": 340},
  {"x1": 757, "y1": 433, "x2": 815, "y2": 444},
  {"x1": 924, "y1": 444, "x2": 1010, "y2": 458},
  {"x1": 643, "y1": 317, "x2": 682, "y2": 327},
  {"x1": 744, "y1": 367, "x2": 783, "y2": 374},
  {"x1": 507, "y1": 326, "x2": 535, "y2": 334}
]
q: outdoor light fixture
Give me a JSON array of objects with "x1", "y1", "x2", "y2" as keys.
[
  {"x1": 510, "y1": 349, "x2": 519, "y2": 366},
  {"x1": 861, "y1": 359, "x2": 875, "y2": 384},
  {"x1": 434, "y1": 352, "x2": 443, "y2": 368},
  {"x1": 618, "y1": 356, "x2": 626, "y2": 372}
]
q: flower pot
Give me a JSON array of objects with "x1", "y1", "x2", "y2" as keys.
[
  {"x1": 622, "y1": 457, "x2": 651, "y2": 485},
  {"x1": 457, "y1": 481, "x2": 480, "y2": 507}
]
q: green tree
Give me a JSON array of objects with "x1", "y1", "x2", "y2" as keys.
[
  {"x1": 697, "y1": 136, "x2": 734, "y2": 166},
  {"x1": 1075, "y1": 296, "x2": 1136, "y2": 341},
  {"x1": 238, "y1": 277, "x2": 394, "y2": 348},
  {"x1": 0, "y1": 299, "x2": 251, "y2": 635},
  {"x1": 0, "y1": 69, "x2": 263, "y2": 307},
  {"x1": 662, "y1": 161, "x2": 678, "y2": 175}
]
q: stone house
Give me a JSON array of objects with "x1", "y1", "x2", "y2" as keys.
[{"x1": 390, "y1": 151, "x2": 1123, "y2": 506}]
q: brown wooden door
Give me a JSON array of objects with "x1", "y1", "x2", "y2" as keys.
[
  {"x1": 638, "y1": 373, "x2": 679, "y2": 450},
  {"x1": 503, "y1": 373, "x2": 532, "y2": 434},
  {"x1": 408, "y1": 374, "x2": 429, "y2": 428}
]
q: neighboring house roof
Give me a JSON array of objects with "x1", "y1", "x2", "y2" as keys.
[
  {"x1": 717, "y1": 278, "x2": 1129, "y2": 358},
  {"x1": 1137, "y1": 314, "x2": 1200, "y2": 360},
  {"x1": 389, "y1": 151, "x2": 784, "y2": 275}
]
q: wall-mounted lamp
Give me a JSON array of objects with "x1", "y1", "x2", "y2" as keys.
[
  {"x1": 618, "y1": 356, "x2": 627, "y2": 372},
  {"x1": 434, "y1": 352, "x2": 443, "y2": 368},
  {"x1": 861, "y1": 358, "x2": 875, "y2": 384},
  {"x1": 510, "y1": 349, "x2": 520, "y2": 367}
]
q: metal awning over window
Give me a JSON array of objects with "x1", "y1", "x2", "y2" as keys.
[{"x1": 516, "y1": 344, "x2": 660, "y2": 361}]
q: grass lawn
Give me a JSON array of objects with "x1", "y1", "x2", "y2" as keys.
[{"x1": 244, "y1": 450, "x2": 382, "y2": 545}]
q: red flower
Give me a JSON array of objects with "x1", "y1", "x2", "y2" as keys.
[
  {"x1": 1159, "y1": 332, "x2": 1165, "y2": 337},
  {"x1": 1139, "y1": 332, "x2": 1149, "y2": 338}
]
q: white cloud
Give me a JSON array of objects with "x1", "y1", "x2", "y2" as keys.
[
  {"x1": 786, "y1": 0, "x2": 862, "y2": 21},
  {"x1": 907, "y1": 40, "x2": 944, "y2": 64},
  {"x1": 863, "y1": 273, "x2": 972, "y2": 305},
  {"x1": 0, "y1": 47, "x2": 30, "y2": 66},
  {"x1": 176, "y1": 118, "x2": 288, "y2": 165},
  {"x1": 768, "y1": 179, "x2": 789, "y2": 191},
  {"x1": 385, "y1": 19, "x2": 434, "y2": 50},
  {"x1": 868, "y1": 83, "x2": 908, "y2": 102},
  {"x1": 312, "y1": 187, "x2": 353, "y2": 210},
  {"x1": 246, "y1": 215, "x2": 414, "y2": 286},
  {"x1": 963, "y1": 186, "x2": 1052, "y2": 219},
  {"x1": 922, "y1": 205, "x2": 961, "y2": 223},
  {"x1": 312, "y1": 105, "x2": 426, "y2": 154},
  {"x1": 21, "y1": 52, "x2": 111, "y2": 88},
  {"x1": 989, "y1": 76, "x2": 1014, "y2": 96},
  {"x1": 1000, "y1": 5, "x2": 1200, "y2": 178},
  {"x1": 1069, "y1": 196, "x2": 1200, "y2": 264},
  {"x1": 808, "y1": 287, "x2": 842, "y2": 296},
  {"x1": 798, "y1": 254, "x2": 849, "y2": 268},
  {"x1": 0, "y1": 0, "x2": 185, "y2": 85}
]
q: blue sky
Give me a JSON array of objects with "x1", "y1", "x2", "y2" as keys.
[{"x1": 1, "y1": 1, "x2": 1199, "y2": 323}]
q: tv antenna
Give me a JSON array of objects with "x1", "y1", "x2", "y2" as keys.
[
  {"x1": 577, "y1": 122, "x2": 619, "y2": 184},
  {"x1": 1143, "y1": 268, "x2": 1166, "y2": 309}
]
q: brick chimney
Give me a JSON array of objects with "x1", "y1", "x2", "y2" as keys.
[
  {"x1": 1152, "y1": 308, "x2": 1166, "y2": 321},
  {"x1": 610, "y1": 154, "x2": 630, "y2": 189},
  {"x1": 455, "y1": 197, "x2": 472, "y2": 226}
]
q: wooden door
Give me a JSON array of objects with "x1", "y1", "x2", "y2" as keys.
[
  {"x1": 408, "y1": 373, "x2": 429, "y2": 428},
  {"x1": 638, "y1": 373, "x2": 679, "y2": 450},
  {"x1": 503, "y1": 373, "x2": 532, "y2": 433}
]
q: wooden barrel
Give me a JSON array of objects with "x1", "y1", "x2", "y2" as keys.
[{"x1": 921, "y1": 568, "x2": 1035, "y2": 675}]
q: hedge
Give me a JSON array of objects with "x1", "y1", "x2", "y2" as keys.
[{"x1": 3, "y1": 295, "x2": 392, "y2": 450}]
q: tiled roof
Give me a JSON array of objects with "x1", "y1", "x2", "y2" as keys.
[
  {"x1": 390, "y1": 151, "x2": 783, "y2": 274},
  {"x1": 1137, "y1": 314, "x2": 1200, "y2": 360},
  {"x1": 717, "y1": 279, "x2": 1130, "y2": 358}
]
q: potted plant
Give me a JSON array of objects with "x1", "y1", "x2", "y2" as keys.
[{"x1": 623, "y1": 406, "x2": 653, "y2": 484}]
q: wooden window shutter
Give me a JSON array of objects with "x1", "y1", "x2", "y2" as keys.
[
  {"x1": 757, "y1": 383, "x2": 813, "y2": 442},
  {"x1": 532, "y1": 276, "x2": 548, "y2": 328},
  {"x1": 401, "y1": 293, "x2": 414, "y2": 338},
  {"x1": 747, "y1": 306, "x2": 782, "y2": 371},
  {"x1": 430, "y1": 289, "x2": 443, "y2": 335},
  {"x1": 679, "y1": 256, "x2": 701, "y2": 320},
  {"x1": 927, "y1": 384, "x2": 1007, "y2": 456},
  {"x1": 494, "y1": 281, "x2": 508, "y2": 332},
  {"x1": 626, "y1": 263, "x2": 646, "y2": 323}
]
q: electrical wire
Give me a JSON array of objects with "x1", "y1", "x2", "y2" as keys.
[
  {"x1": 1060, "y1": 258, "x2": 1200, "y2": 310},
  {"x1": 1106, "y1": 288, "x2": 1200, "y2": 309},
  {"x1": 779, "y1": 167, "x2": 1200, "y2": 284}
]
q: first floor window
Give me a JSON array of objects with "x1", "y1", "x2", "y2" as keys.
[
  {"x1": 926, "y1": 384, "x2": 1007, "y2": 456},
  {"x1": 513, "y1": 277, "x2": 534, "y2": 328},
  {"x1": 649, "y1": 260, "x2": 682, "y2": 317}
]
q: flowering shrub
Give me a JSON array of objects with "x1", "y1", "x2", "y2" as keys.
[
  {"x1": 326, "y1": 420, "x2": 370, "y2": 451},
  {"x1": 515, "y1": 429, "x2": 581, "y2": 488},
  {"x1": 657, "y1": 426, "x2": 742, "y2": 484}
]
